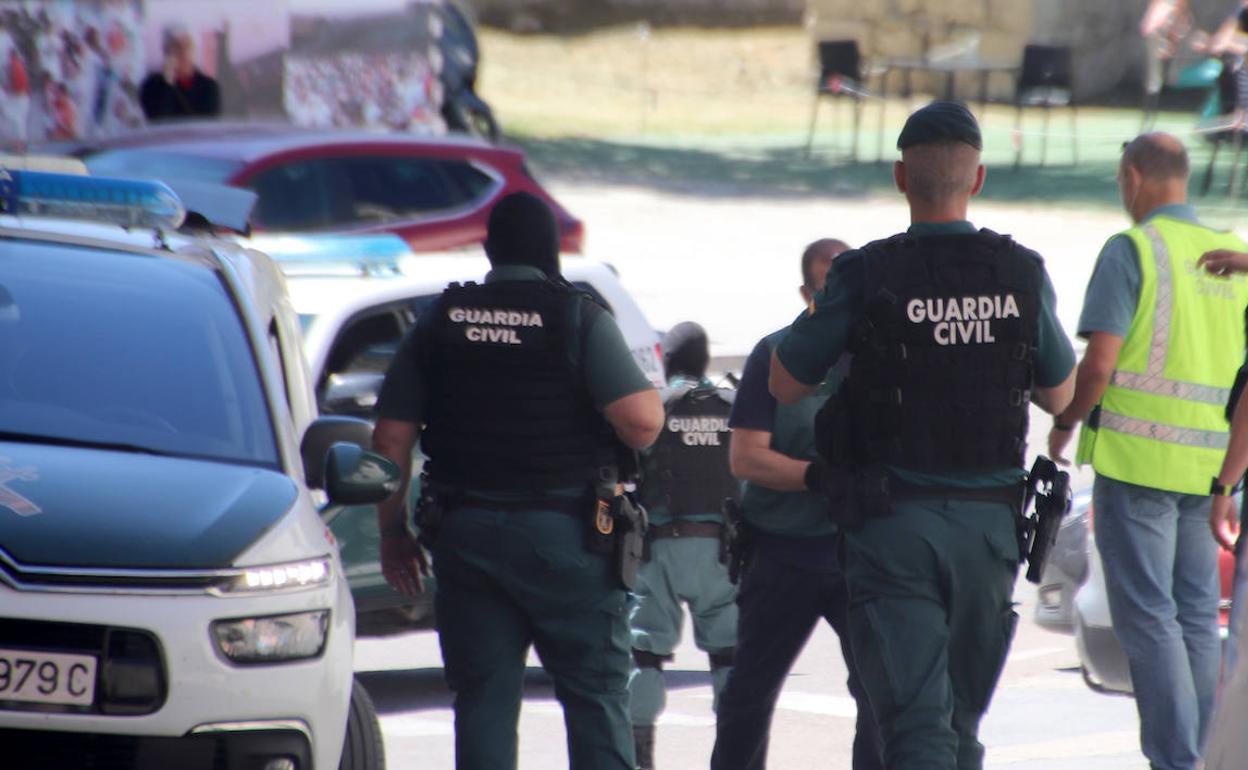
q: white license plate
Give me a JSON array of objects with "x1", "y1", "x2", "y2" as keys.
[{"x1": 0, "y1": 647, "x2": 96, "y2": 706}]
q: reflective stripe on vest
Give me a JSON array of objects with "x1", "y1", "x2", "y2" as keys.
[
  {"x1": 1097, "y1": 409, "x2": 1230, "y2": 451},
  {"x1": 1076, "y1": 216, "x2": 1248, "y2": 495},
  {"x1": 1107, "y1": 226, "x2": 1232, "y2": 405}
]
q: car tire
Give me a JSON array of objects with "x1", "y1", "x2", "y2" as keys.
[{"x1": 340, "y1": 677, "x2": 386, "y2": 770}]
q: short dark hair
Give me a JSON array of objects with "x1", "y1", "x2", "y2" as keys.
[
  {"x1": 663, "y1": 321, "x2": 709, "y2": 379},
  {"x1": 801, "y1": 238, "x2": 850, "y2": 289},
  {"x1": 484, "y1": 192, "x2": 560, "y2": 276},
  {"x1": 1122, "y1": 133, "x2": 1189, "y2": 181}
]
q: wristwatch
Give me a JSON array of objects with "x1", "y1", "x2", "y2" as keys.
[{"x1": 1211, "y1": 476, "x2": 1244, "y2": 497}]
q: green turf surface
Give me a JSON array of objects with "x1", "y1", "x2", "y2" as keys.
[{"x1": 514, "y1": 104, "x2": 1248, "y2": 227}]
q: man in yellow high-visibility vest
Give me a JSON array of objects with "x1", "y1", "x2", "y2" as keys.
[{"x1": 1049, "y1": 133, "x2": 1248, "y2": 770}]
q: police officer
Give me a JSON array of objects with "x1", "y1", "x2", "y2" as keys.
[
  {"x1": 769, "y1": 102, "x2": 1076, "y2": 770},
  {"x1": 371, "y1": 191, "x2": 664, "y2": 770},
  {"x1": 629, "y1": 321, "x2": 739, "y2": 770},
  {"x1": 710, "y1": 238, "x2": 882, "y2": 770}
]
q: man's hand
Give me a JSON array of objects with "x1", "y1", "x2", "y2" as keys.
[
  {"x1": 381, "y1": 531, "x2": 429, "y2": 596},
  {"x1": 1048, "y1": 425, "x2": 1075, "y2": 467},
  {"x1": 1210, "y1": 494, "x2": 1240, "y2": 552},
  {"x1": 1198, "y1": 249, "x2": 1248, "y2": 277}
]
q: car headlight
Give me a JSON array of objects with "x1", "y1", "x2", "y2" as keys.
[
  {"x1": 218, "y1": 558, "x2": 332, "y2": 594},
  {"x1": 212, "y1": 610, "x2": 330, "y2": 664}
]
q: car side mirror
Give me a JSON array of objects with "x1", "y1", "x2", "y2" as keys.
[
  {"x1": 320, "y1": 371, "x2": 386, "y2": 418},
  {"x1": 302, "y1": 416, "x2": 374, "y2": 489},
  {"x1": 325, "y1": 442, "x2": 401, "y2": 505}
]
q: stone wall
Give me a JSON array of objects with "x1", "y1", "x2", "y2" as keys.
[
  {"x1": 468, "y1": 0, "x2": 805, "y2": 32},
  {"x1": 806, "y1": 0, "x2": 1153, "y2": 102}
]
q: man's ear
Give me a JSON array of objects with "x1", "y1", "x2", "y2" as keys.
[
  {"x1": 970, "y1": 164, "x2": 986, "y2": 196},
  {"x1": 1121, "y1": 163, "x2": 1140, "y2": 192},
  {"x1": 893, "y1": 160, "x2": 907, "y2": 194}
]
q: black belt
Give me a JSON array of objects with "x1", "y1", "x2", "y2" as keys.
[
  {"x1": 889, "y1": 478, "x2": 1025, "y2": 507},
  {"x1": 446, "y1": 491, "x2": 595, "y2": 515}
]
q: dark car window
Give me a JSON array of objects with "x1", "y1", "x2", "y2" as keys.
[
  {"x1": 317, "y1": 307, "x2": 411, "y2": 418},
  {"x1": 84, "y1": 150, "x2": 244, "y2": 185},
  {"x1": 328, "y1": 156, "x2": 494, "y2": 227},
  {"x1": 0, "y1": 241, "x2": 278, "y2": 467},
  {"x1": 441, "y1": 161, "x2": 495, "y2": 201},
  {"x1": 248, "y1": 158, "x2": 346, "y2": 231}
]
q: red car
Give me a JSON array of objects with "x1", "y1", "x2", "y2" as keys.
[{"x1": 67, "y1": 122, "x2": 584, "y2": 253}]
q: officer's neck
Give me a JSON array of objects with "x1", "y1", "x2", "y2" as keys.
[
  {"x1": 1128, "y1": 182, "x2": 1186, "y2": 224},
  {"x1": 907, "y1": 198, "x2": 970, "y2": 226}
]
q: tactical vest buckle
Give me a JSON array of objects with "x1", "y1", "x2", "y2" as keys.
[
  {"x1": 1012, "y1": 343, "x2": 1030, "y2": 361},
  {"x1": 1008, "y1": 388, "x2": 1026, "y2": 407}
]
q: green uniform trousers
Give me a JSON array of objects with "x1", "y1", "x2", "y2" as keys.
[
  {"x1": 841, "y1": 498, "x2": 1020, "y2": 770},
  {"x1": 432, "y1": 506, "x2": 635, "y2": 770},
  {"x1": 628, "y1": 535, "x2": 739, "y2": 725}
]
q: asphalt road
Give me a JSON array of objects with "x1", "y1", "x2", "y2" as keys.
[
  {"x1": 352, "y1": 183, "x2": 1161, "y2": 767},
  {"x1": 354, "y1": 582, "x2": 1144, "y2": 769}
]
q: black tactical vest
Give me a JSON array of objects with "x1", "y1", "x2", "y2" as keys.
[
  {"x1": 419, "y1": 279, "x2": 614, "y2": 493},
  {"x1": 651, "y1": 384, "x2": 738, "y2": 517},
  {"x1": 841, "y1": 229, "x2": 1041, "y2": 473}
]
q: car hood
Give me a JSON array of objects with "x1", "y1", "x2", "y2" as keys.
[{"x1": 0, "y1": 441, "x2": 297, "y2": 570}]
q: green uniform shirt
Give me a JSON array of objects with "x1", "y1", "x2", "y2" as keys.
[
  {"x1": 640, "y1": 375, "x2": 728, "y2": 526},
  {"x1": 736, "y1": 328, "x2": 840, "y2": 537},
  {"x1": 376, "y1": 264, "x2": 655, "y2": 499},
  {"x1": 775, "y1": 221, "x2": 1076, "y2": 489}
]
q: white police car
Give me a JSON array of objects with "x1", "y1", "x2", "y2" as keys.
[
  {"x1": 0, "y1": 170, "x2": 396, "y2": 770},
  {"x1": 252, "y1": 234, "x2": 665, "y2": 635}
]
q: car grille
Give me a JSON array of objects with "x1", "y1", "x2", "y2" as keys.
[
  {"x1": 0, "y1": 548, "x2": 227, "y2": 593},
  {"x1": 0, "y1": 619, "x2": 166, "y2": 715},
  {"x1": 0, "y1": 727, "x2": 311, "y2": 770},
  {"x1": 0, "y1": 729, "x2": 228, "y2": 770}
]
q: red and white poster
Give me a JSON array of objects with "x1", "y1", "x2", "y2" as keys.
[
  {"x1": 0, "y1": 0, "x2": 146, "y2": 146},
  {"x1": 0, "y1": 0, "x2": 446, "y2": 145}
]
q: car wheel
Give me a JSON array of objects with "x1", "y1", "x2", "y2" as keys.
[{"x1": 340, "y1": 677, "x2": 386, "y2": 770}]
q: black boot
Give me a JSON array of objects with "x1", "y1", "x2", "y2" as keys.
[{"x1": 633, "y1": 724, "x2": 655, "y2": 770}]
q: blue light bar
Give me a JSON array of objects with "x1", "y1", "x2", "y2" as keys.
[
  {"x1": 249, "y1": 233, "x2": 412, "y2": 277},
  {"x1": 0, "y1": 169, "x2": 186, "y2": 230}
]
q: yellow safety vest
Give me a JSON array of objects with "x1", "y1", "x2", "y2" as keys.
[{"x1": 1076, "y1": 216, "x2": 1248, "y2": 495}]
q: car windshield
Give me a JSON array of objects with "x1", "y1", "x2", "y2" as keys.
[
  {"x1": 84, "y1": 149, "x2": 244, "y2": 185},
  {"x1": 0, "y1": 240, "x2": 279, "y2": 467}
]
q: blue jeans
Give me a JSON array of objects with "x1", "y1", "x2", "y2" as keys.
[{"x1": 1093, "y1": 475, "x2": 1221, "y2": 770}]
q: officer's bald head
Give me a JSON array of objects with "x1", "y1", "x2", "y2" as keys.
[
  {"x1": 799, "y1": 238, "x2": 850, "y2": 310},
  {"x1": 484, "y1": 192, "x2": 560, "y2": 277},
  {"x1": 801, "y1": 238, "x2": 849, "y2": 293},
  {"x1": 1121, "y1": 132, "x2": 1189, "y2": 182},
  {"x1": 1118, "y1": 132, "x2": 1189, "y2": 222}
]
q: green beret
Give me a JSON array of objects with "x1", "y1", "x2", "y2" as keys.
[{"x1": 897, "y1": 101, "x2": 982, "y2": 151}]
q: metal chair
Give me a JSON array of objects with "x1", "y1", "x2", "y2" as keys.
[
  {"x1": 805, "y1": 40, "x2": 870, "y2": 161},
  {"x1": 1199, "y1": 55, "x2": 1247, "y2": 197},
  {"x1": 1013, "y1": 44, "x2": 1077, "y2": 169}
]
